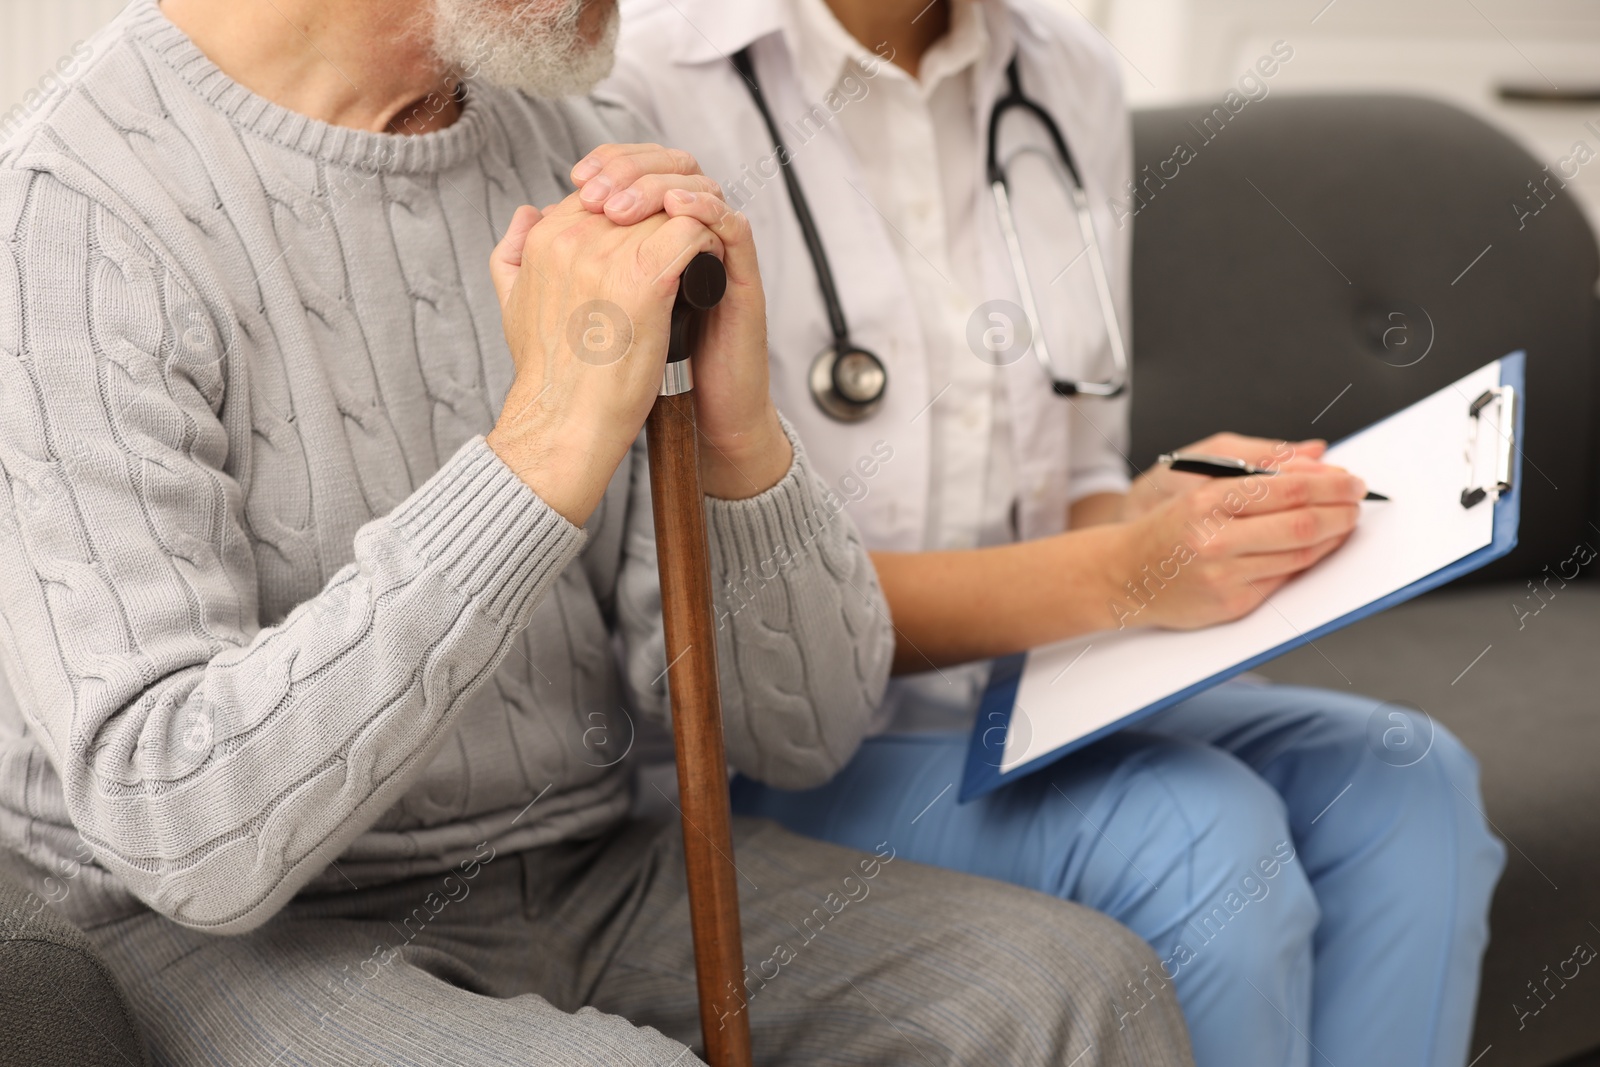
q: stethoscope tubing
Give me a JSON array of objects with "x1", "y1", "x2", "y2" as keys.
[
  {"x1": 989, "y1": 57, "x2": 1128, "y2": 397},
  {"x1": 730, "y1": 48, "x2": 852, "y2": 351},
  {"x1": 731, "y1": 43, "x2": 1129, "y2": 418}
]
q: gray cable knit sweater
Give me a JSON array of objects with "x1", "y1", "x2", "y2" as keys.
[{"x1": 0, "y1": 0, "x2": 893, "y2": 935}]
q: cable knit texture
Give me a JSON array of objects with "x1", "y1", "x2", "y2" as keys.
[{"x1": 0, "y1": 0, "x2": 893, "y2": 934}]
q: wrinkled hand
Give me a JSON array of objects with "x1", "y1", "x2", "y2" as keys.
[
  {"x1": 1111, "y1": 459, "x2": 1369, "y2": 631},
  {"x1": 570, "y1": 144, "x2": 790, "y2": 500},
  {"x1": 484, "y1": 193, "x2": 723, "y2": 525},
  {"x1": 486, "y1": 141, "x2": 796, "y2": 522}
]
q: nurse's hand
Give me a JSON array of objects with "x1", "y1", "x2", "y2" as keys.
[
  {"x1": 570, "y1": 143, "x2": 791, "y2": 501},
  {"x1": 1113, "y1": 466, "x2": 1369, "y2": 630},
  {"x1": 1122, "y1": 433, "x2": 1329, "y2": 520}
]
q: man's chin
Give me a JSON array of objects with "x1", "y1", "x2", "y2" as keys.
[{"x1": 433, "y1": 0, "x2": 621, "y2": 100}]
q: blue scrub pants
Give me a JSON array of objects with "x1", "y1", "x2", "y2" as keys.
[{"x1": 731, "y1": 681, "x2": 1506, "y2": 1067}]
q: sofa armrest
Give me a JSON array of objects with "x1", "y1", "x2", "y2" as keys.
[{"x1": 0, "y1": 868, "x2": 149, "y2": 1066}]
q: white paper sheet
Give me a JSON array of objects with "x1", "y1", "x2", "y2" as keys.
[{"x1": 1001, "y1": 360, "x2": 1503, "y2": 772}]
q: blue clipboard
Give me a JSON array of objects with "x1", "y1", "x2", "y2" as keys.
[{"x1": 961, "y1": 351, "x2": 1526, "y2": 802}]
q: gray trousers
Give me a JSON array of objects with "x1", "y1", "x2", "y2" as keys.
[{"x1": 86, "y1": 818, "x2": 1194, "y2": 1066}]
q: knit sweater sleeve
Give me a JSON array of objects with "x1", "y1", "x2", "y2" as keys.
[
  {"x1": 0, "y1": 175, "x2": 586, "y2": 933},
  {"x1": 618, "y1": 418, "x2": 894, "y2": 789}
]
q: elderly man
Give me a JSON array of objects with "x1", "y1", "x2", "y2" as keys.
[{"x1": 0, "y1": 0, "x2": 1195, "y2": 1064}]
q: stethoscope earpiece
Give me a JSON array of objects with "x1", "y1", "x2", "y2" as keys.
[{"x1": 809, "y1": 345, "x2": 887, "y2": 422}]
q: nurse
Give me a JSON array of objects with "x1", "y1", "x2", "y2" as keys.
[{"x1": 592, "y1": 1, "x2": 1506, "y2": 1063}]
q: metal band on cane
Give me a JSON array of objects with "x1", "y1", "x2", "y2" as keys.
[{"x1": 660, "y1": 360, "x2": 693, "y2": 396}]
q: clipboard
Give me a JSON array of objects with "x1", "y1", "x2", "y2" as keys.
[{"x1": 961, "y1": 351, "x2": 1526, "y2": 802}]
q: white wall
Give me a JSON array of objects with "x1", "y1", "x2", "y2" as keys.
[
  {"x1": 1091, "y1": 0, "x2": 1600, "y2": 226},
  {"x1": 1, "y1": 0, "x2": 129, "y2": 115}
]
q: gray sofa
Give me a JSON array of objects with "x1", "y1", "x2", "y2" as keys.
[
  {"x1": 3, "y1": 93, "x2": 1597, "y2": 1066},
  {"x1": 1130, "y1": 96, "x2": 1600, "y2": 1067},
  {"x1": 0, "y1": 872, "x2": 148, "y2": 1065}
]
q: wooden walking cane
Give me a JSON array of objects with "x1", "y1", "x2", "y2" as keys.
[{"x1": 645, "y1": 251, "x2": 754, "y2": 1067}]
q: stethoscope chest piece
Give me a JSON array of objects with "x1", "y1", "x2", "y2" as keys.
[{"x1": 810, "y1": 344, "x2": 887, "y2": 422}]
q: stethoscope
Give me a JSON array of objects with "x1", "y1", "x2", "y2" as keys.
[{"x1": 730, "y1": 46, "x2": 1130, "y2": 423}]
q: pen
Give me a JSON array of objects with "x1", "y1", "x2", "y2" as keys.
[{"x1": 1157, "y1": 451, "x2": 1390, "y2": 501}]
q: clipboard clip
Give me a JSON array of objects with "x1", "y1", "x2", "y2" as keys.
[{"x1": 1460, "y1": 385, "x2": 1517, "y2": 509}]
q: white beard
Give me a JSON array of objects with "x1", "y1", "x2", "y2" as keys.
[{"x1": 430, "y1": 0, "x2": 619, "y2": 99}]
